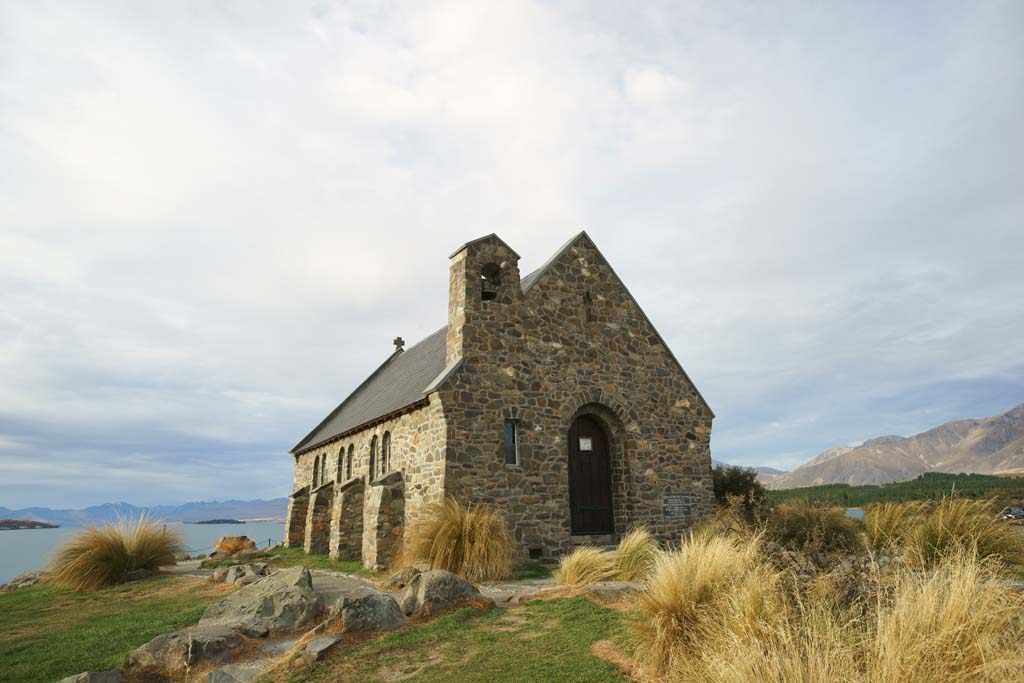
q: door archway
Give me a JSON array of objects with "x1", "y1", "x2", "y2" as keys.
[{"x1": 568, "y1": 415, "x2": 613, "y2": 534}]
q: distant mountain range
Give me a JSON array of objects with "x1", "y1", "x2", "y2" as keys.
[
  {"x1": 0, "y1": 498, "x2": 288, "y2": 527},
  {"x1": 761, "y1": 402, "x2": 1024, "y2": 489}
]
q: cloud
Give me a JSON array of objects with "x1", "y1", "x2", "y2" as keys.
[{"x1": 0, "y1": 0, "x2": 1022, "y2": 505}]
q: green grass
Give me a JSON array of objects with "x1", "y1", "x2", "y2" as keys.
[
  {"x1": 768, "y1": 472, "x2": 1024, "y2": 507},
  {"x1": 288, "y1": 597, "x2": 629, "y2": 683},
  {"x1": 263, "y1": 547, "x2": 381, "y2": 578},
  {"x1": 510, "y1": 559, "x2": 553, "y2": 580},
  {"x1": 0, "y1": 575, "x2": 233, "y2": 683}
]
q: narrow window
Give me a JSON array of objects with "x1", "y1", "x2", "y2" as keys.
[
  {"x1": 312, "y1": 454, "x2": 320, "y2": 487},
  {"x1": 369, "y1": 435, "x2": 378, "y2": 480},
  {"x1": 584, "y1": 290, "x2": 595, "y2": 322},
  {"x1": 503, "y1": 420, "x2": 519, "y2": 466},
  {"x1": 481, "y1": 263, "x2": 501, "y2": 301},
  {"x1": 346, "y1": 444, "x2": 354, "y2": 480},
  {"x1": 381, "y1": 431, "x2": 391, "y2": 475},
  {"x1": 337, "y1": 448, "x2": 344, "y2": 481}
]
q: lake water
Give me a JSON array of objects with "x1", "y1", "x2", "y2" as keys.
[{"x1": 0, "y1": 521, "x2": 285, "y2": 584}]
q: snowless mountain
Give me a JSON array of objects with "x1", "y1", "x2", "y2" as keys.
[{"x1": 0, "y1": 498, "x2": 287, "y2": 526}]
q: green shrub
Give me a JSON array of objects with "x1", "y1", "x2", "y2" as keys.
[
  {"x1": 765, "y1": 501, "x2": 863, "y2": 556},
  {"x1": 47, "y1": 517, "x2": 184, "y2": 591}
]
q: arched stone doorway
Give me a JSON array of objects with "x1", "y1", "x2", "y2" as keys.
[{"x1": 568, "y1": 414, "x2": 614, "y2": 535}]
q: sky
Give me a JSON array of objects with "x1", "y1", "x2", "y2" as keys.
[{"x1": 1, "y1": 1, "x2": 1022, "y2": 508}]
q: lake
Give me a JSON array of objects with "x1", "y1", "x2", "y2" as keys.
[{"x1": 0, "y1": 521, "x2": 285, "y2": 584}]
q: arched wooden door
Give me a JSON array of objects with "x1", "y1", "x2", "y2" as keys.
[{"x1": 568, "y1": 415, "x2": 613, "y2": 534}]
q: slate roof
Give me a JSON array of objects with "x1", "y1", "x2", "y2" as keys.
[{"x1": 291, "y1": 231, "x2": 713, "y2": 454}]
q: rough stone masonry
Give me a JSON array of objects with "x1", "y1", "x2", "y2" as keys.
[{"x1": 285, "y1": 232, "x2": 714, "y2": 570}]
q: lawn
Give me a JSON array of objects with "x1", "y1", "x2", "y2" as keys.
[
  {"x1": 0, "y1": 575, "x2": 234, "y2": 683},
  {"x1": 283, "y1": 596, "x2": 631, "y2": 683}
]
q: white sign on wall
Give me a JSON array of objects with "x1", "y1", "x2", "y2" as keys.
[{"x1": 579, "y1": 437, "x2": 593, "y2": 451}]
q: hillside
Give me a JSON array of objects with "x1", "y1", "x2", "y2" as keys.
[
  {"x1": 763, "y1": 402, "x2": 1024, "y2": 489},
  {"x1": 0, "y1": 498, "x2": 288, "y2": 527}
]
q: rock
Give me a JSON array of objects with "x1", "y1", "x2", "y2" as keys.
[
  {"x1": 127, "y1": 625, "x2": 241, "y2": 670},
  {"x1": 207, "y1": 662, "x2": 267, "y2": 683},
  {"x1": 383, "y1": 566, "x2": 421, "y2": 591},
  {"x1": 305, "y1": 634, "x2": 343, "y2": 661},
  {"x1": 398, "y1": 570, "x2": 481, "y2": 617},
  {"x1": 211, "y1": 566, "x2": 230, "y2": 583},
  {"x1": 328, "y1": 587, "x2": 408, "y2": 632},
  {"x1": 199, "y1": 566, "x2": 323, "y2": 637},
  {"x1": 223, "y1": 563, "x2": 269, "y2": 585},
  {"x1": 57, "y1": 670, "x2": 124, "y2": 683},
  {"x1": 232, "y1": 548, "x2": 265, "y2": 561},
  {"x1": 214, "y1": 536, "x2": 257, "y2": 554},
  {"x1": 125, "y1": 569, "x2": 148, "y2": 582},
  {"x1": 1, "y1": 570, "x2": 46, "y2": 591},
  {"x1": 261, "y1": 639, "x2": 298, "y2": 656}
]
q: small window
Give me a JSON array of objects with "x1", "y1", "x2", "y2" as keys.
[
  {"x1": 346, "y1": 444, "x2": 354, "y2": 480},
  {"x1": 503, "y1": 420, "x2": 519, "y2": 466},
  {"x1": 481, "y1": 263, "x2": 501, "y2": 301},
  {"x1": 311, "y1": 454, "x2": 320, "y2": 487},
  {"x1": 381, "y1": 431, "x2": 391, "y2": 475},
  {"x1": 584, "y1": 290, "x2": 595, "y2": 322},
  {"x1": 369, "y1": 435, "x2": 378, "y2": 480}
]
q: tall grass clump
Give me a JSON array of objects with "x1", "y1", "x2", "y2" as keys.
[
  {"x1": 863, "y1": 501, "x2": 927, "y2": 553},
  {"x1": 633, "y1": 532, "x2": 781, "y2": 677},
  {"x1": 868, "y1": 550, "x2": 1024, "y2": 683},
  {"x1": 553, "y1": 546, "x2": 618, "y2": 586},
  {"x1": 408, "y1": 497, "x2": 513, "y2": 581},
  {"x1": 47, "y1": 516, "x2": 184, "y2": 591},
  {"x1": 765, "y1": 501, "x2": 863, "y2": 557},
  {"x1": 905, "y1": 496, "x2": 1023, "y2": 569},
  {"x1": 614, "y1": 527, "x2": 660, "y2": 581}
]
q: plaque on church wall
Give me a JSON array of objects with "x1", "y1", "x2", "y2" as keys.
[
  {"x1": 662, "y1": 494, "x2": 692, "y2": 521},
  {"x1": 579, "y1": 437, "x2": 593, "y2": 451}
]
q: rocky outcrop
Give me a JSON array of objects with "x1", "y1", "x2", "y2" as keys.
[
  {"x1": 305, "y1": 635, "x2": 343, "y2": 662},
  {"x1": 207, "y1": 662, "x2": 267, "y2": 683},
  {"x1": 383, "y1": 566, "x2": 421, "y2": 591},
  {"x1": 328, "y1": 587, "x2": 408, "y2": 632},
  {"x1": 127, "y1": 625, "x2": 241, "y2": 670},
  {"x1": 56, "y1": 671, "x2": 123, "y2": 683},
  {"x1": 398, "y1": 570, "x2": 482, "y2": 617},
  {"x1": 211, "y1": 563, "x2": 270, "y2": 586},
  {"x1": 199, "y1": 566, "x2": 323, "y2": 637}
]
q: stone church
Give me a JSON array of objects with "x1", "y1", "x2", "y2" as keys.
[{"x1": 285, "y1": 232, "x2": 714, "y2": 569}]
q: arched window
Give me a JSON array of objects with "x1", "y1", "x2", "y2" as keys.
[
  {"x1": 381, "y1": 431, "x2": 391, "y2": 475},
  {"x1": 311, "y1": 454, "x2": 320, "y2": 487},
  {"x1": 337, "y1": 447, "x2": 345, "y2": 481},
  {"x1": 369, "y1": 435, "x2": 378, "y2": 480},
  {"x1": 481, "y1": 263, "x2": 501, "y2": 301},
  {"x1": 346, "y1": 444, "x2": 354, "y2": 480}
]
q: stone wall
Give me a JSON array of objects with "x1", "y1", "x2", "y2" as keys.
[
  {"x1": 439, "y1": 234, "x2": 714, "y2": 557},
  {"x1": 304, "y1": 482, "x2": 334, "y2": 555},
  {"x1": 284, "y1": 487, "x2": 309, "y2": 549},
  {"x1": 329, "y1": 477, "x2": 364, "y2": 561},
  {"x1": 361, "y1": 470, "x2": 406, "y2": 571}
]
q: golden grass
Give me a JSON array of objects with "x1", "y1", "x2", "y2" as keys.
[
  {"x1": 407, "y1": 497, "x2": 513, "y2": 582},
  {"x1": 614, "y1": 527, "x2": 659, "y2": 581},
  {"x1": 553, "y1": 546, "x2": 618, "y2": 586},
  {"x1": 905, "y1": 496, "x2": 1023, "y2": 569},
  {"x1": 46, "y1": 517, "x2": 184, "y2": 591},
  {"x1": 863, "y1": 501, "x2": 926, "y2": 552},
  {"x1": 632, "y1": 532, "x2": 1024, "y2": 683},
  {"x1": 214, "y1": 535, "x2": 256, "y2": 554}
]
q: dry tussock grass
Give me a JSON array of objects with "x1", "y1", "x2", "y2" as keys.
[
  {"x1": 553, "y1": 546, "x2": 618, "y2": 586},
  {"x1": 46, "y1": 516, "x2": 183, "y2": 591},
  {"x1": 407, "y1": 497, "x2": 513, "y2": 581},
  {"x1": 633, "y1": 533, "x2": 1024, "y2": 683},
  {"x1": 614, "y1": 527, "x2": 659, "y2": 581}
]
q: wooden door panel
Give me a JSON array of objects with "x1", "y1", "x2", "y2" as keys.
[{"x1": 568, "y1": 416, "x2": 613, "y2": 534}]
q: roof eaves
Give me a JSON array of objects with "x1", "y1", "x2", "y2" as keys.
[
  {"x1": 423, "y1": 358, "x2": 463, "y2": 395},
  {"x1": 520, "y1": 230, "x2": 587, "y2": 293},
  {"x1": 289, "y1": 346, "x2": 405, "y2": 454},
  {"x1": 449, "y1": 233, "x2": 521, "y2": 260}
]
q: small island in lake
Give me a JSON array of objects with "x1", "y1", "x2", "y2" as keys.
[
  {"x1": 0, "y1": 519, "x2": 59, "y2": 530},
  {"x1": 192, "y1": 518, "x2": 245, "y2": 524}
]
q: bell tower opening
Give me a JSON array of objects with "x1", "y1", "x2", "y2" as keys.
[{"x1": 481, "y1": 262, "x2": 502, "y2": 301}]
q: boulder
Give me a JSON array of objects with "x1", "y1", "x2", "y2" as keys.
[
  {"x1": 57, "y1": 670, "x2": 124, "y2": 683},
  {"x1": 214, "y1": 536, "x2": 257, "y2": 554},
  {"x1": 199, "y1": 566, "x2": 323, "y2": 637},
  {"x1": 207, "y1": 662, "x2": 267, "y2": 683},
  {"x1": 383, "y1": 566, "x2": 421, "y2": 591},
  {"x1": 1, "y1": 570, "x2": 46, "y2": 591},
  {"x1": 398, "y1": 570, "x2": 482, "y2": 617},
  {"x1": 211, "y1": 566, "x2": 231, "y2": 583},
  {"x1": 127, "y1": 625, "x2": 241, "y2": 670},
  {"x1": 224, "y1": 563, "x2": 269, "y2": 585},
  {"x1": 328, "y1": 587, "x2": 408, "y2": 633},
  {"x1": 305, "y1": 634, "x2": 343, "y2": 661}
]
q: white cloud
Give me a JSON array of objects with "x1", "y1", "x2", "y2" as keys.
[{"x1": 0, "y1": 0, "x2": 1022, "y2": 504}]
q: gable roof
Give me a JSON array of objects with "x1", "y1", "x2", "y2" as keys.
[{"x1": 291, "y1": 231, "x2": 713, "y2": 454}]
